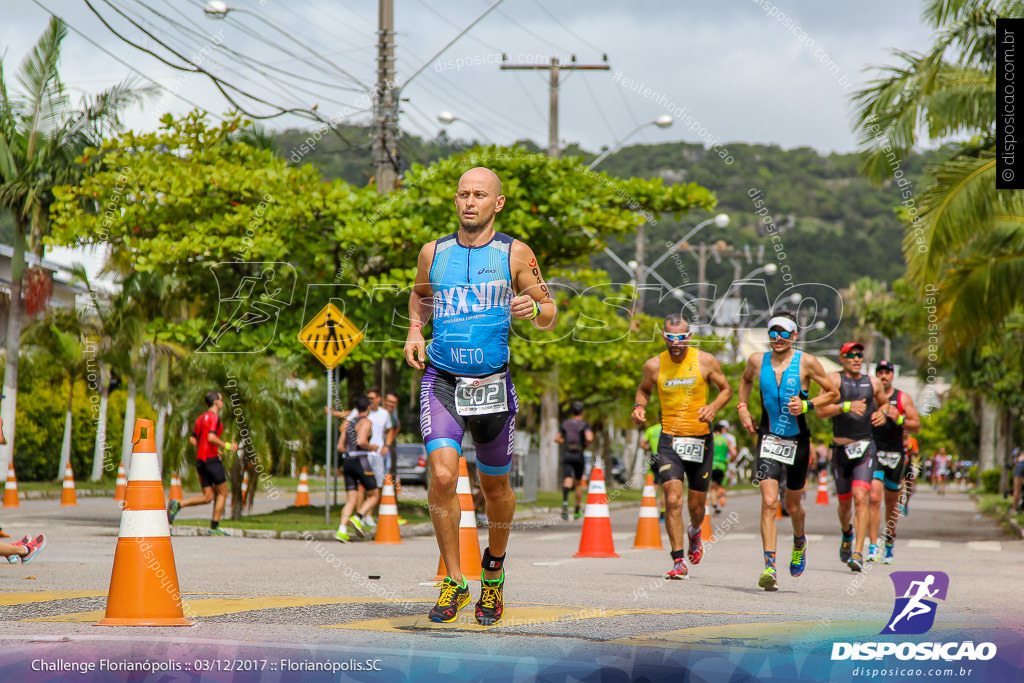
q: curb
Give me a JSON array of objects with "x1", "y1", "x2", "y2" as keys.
[
  {"x1": 969, "y1": 490, "x2": 1024, "y2": 539},
  {"x1": 169, "y1": 522, "x2": 438, "y2": 541},
  {"x1": 16, "y1": 489, "x2": 116, "y2": 500}
]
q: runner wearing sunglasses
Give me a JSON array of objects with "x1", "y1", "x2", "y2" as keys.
[
  {"x1": 631, "y1": 314, "x2": 733, "y2": 580},
  {"x1": 813, "y1": 342, "x2": 891, "y2": 572},
  {"x1": 737, "y1": 311, "x2": 838, "y2": 591},
  {"x1": 870, "y1": 360, "x2": 921, "y2": 564}
]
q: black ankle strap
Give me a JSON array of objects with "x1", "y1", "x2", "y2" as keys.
[{"x1": 482, "y1": 547, "x2": 505, "y2": 572}]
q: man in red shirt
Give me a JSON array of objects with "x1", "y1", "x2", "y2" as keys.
[{"x1": 168, "y1": 391, "x2": 238, "y2": 535}]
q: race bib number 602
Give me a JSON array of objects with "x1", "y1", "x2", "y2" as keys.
[
  {"x1": 454, "y1": 373, "x2": 508, "y2": 416},
  {"x1": 672, "y1": 437, "x2": 706, "y2": 463}
]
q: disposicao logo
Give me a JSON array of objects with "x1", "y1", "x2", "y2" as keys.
[
  {"x1": 882, "y1": 571, "x2": 948, "y2": 635},
  {"x1": 831, "y1": 571, "x2": 997, "y2": 662}
]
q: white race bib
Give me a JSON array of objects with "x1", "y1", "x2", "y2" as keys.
[
  {"x1": 844, "y1": 440, "x2": 871, "y2": 460},
  {"x1": 761, "y1": 434, "x2": 798, "y2": 465},
  {"x1": 672, "y1": 437, "x2": 706, "y2": 463},
  {"x1": 454, "y1": 373, "x2": 508, "y2": 416},
  {"x1": 877, "y1": 450, "x2": 902, "y2": 469}
]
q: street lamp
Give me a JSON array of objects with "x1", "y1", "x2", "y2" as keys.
[
  {"x1": 588, "y1": 115, "x2": 673, "y2": 170},
  {"x1": 437, "y1": 111, "x2": 488, "y2": 142},
  {"x1": 648, "y1": 213, "x2": 730, "y2": 273},
  {"x1": 203, "y1": 1, "x2": 230, "y2": 17}
]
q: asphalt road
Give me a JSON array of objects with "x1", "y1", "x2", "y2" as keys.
[{"x1": 1, "y1": 483, "x2": 1021, "y2": 682}]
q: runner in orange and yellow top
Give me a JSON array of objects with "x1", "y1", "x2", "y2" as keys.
[{"x1": 631, "y1": 314, "x2": 733, "y2": 580}]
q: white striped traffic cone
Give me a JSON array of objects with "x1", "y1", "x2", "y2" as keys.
[
  {"x1": 374, "y1": 474, "x2": 402, "y2": 544},
  {"x1": 632, "y1": 472, "x2": 663, "y2": 549},
  {"x1": 575, "y1": 467, "x2": 618, "y2": 557},
  {"x1": 295, "y1": 467, "x2": 310, "y2": 507},
  {"x1": 3, "y1": 462, "x2": 19, "y2": 508},
  {"x1": 97, "y1": 419, "x2": 190, "y2": 626},
  {"x1": 168, "y1": 472, "x2": 183, "y2": 503},
  {"x1": 60, "y1": 462, "x2": 78, "y2": 506},
  {"x1": 114, "y1": 461, "x2": 128, "y2": 503}
]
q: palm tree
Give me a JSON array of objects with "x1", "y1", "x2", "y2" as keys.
[
  {"x1": 851, "y1": 0, "x2": 1024, "y2": 350},
  {"x1": 73, "y1": 266, "x2": 144, "y2": 480},
  {"x1": 851, "y1": 0, "x2": 1024, "y2": 477},
  {"x1": 0, "y1": 17, "x2": 151, "y2": 476},
  {"x1": 22, "y1": 306, "x2": 88, "y2": 479},
  {"x1": 165, "y1": 355, "x2": 312, "y2": 520}
]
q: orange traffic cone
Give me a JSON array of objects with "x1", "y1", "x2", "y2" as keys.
[
  {"x1": 97, "y1": 419, "x2": 190, "y2": 626},
  {"x1": 815, "y1": 470, "x2": 830, "y2": 505},
  {"x1": 241, "y1": 470, "x2": 249, "y2": 501},
  {"x1": 295, "y1": 467, "x2": 310, "y2": 507},
  {"x1": 374, "y1": 474, "x2": 402, "y2": 545},
  {"x1": 701, "y1": 504, "x2": 715, "y2": 542},
  {"x1": 434, "y1": 457, "x2": 482, "y2": 581},
  {"x1": 60, "y1": 462, "x2": 78, "y2": 506},
  {"x1": 114, "y1": 461, "x2": 127, "y2": 503},
  {"x1": 632, "y1": 472, "x2": 662, "y2": 549},
  {"x1": 3, "y1": 461, "x2": 19, "y2": 508},
  {"x1": 575, "y1": 467, "x2": 619, "y2": 558},
  {"x1": 168, "y1": 473, "x2": 183, "y2": 503}
]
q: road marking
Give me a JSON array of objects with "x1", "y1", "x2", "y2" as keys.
[
  {"x1": 611, "y1": 533, "x2": 632, "y2": 541},
  {"x1": 0, "y1": 591, "x2": 106, "y2": 605},
  {"x1": 965, "y1": 541, "x2": 1002, "y2": 552},
  {"x1": 532, "y1": 533, "x2": 575, "y2": 542},
  {"x1": 324, "y1": 607, "x2": 785, "y2": 633},
  {"x1": 607, "y1": 621, "x2": 1017, "y2": 651},
  {"x1": 27, "y1": 596, "x2": 430, "y2": 623},
  {"x1": 907, "y1": 539, "x2": 941, "y2": 549},
  {"x1": 532, "y1": 560, "x2": 574, "y2": 567},
  {"x1": 716, "y1": 533, "x2": 757, "y2": 541},
  {"x1": 805, "y1": 534, "x2": 825, "y2": 542}
]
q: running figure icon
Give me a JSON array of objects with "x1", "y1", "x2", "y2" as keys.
[{"x1": 888, "y1": 574, "x2": 939, "y2": 632}]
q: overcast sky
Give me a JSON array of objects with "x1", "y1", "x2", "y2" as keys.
[{"x1": 4, "y1": 0, "x2": 937, "y2": 157}]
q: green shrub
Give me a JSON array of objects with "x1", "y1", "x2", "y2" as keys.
[
  {"x1": 980, "y1": 468, "x2": 1001, "y2": 494},
  {"x1": 10, "y1": 375, "x2": 154, "y2": 482}
]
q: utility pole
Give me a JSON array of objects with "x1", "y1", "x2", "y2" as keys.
[
  {"x1": 500, "y1": 55, "x2": 609, "y2": 491},
  {"x1": 500, "y1": 55, "x2": 610, "y2": 158},
  {"x1": 375, "y1": 0, "x2": 398, "y2": 194}
]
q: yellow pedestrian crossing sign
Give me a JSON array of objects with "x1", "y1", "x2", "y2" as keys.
[{"x1": 298, "y1": 303, "x2": 363, "y2": 369}]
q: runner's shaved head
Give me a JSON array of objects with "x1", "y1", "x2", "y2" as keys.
[{"x1": 458, "y1": 167, "x2": 502, "y2": 195}]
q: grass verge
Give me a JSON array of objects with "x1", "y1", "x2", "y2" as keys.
[
  {"x1": 975, "y1": 492, "x2": 1024, "y2": 533},
  {"x1": 173, "y1": 502, "x2": 433, "y2": 532}
]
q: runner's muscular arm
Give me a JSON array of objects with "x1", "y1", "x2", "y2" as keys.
[
  {"x1": 356, "y1": 418, "x2": 376, "y2": 452},
  {"x1": 631, "y1": 356, "x2": 659, "y2": 426},
  {"x1": 799, "y1": 355, "x2": 840, "y2": 416},
  {"x1": 510, "y1": 241, "x2": 557, "y2": 330},
  {"x1": 813, "y1": 371, "x2": 846, "y2": 419},
  {"x1": 869, "y1": 376, "x2": 889, "y2": 427},
  {"x1": 899, "y1": 391, "x2": 922, "y2": 433},
  {"x1": 697, "y1": 352, "x2": 733, "y2": 423},
  {"x1": 404, "y1": 242, "x2": 435, "y2": 369},
  {"x1": 736, "y1": 354, "x2": 760, "y2": 434}
]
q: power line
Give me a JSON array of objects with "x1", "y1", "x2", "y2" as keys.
[
  {"x1": 116, "y1": 0, "x2": 358, "y2": 111},
  {"x1": 193, "y1": 1, "x2": 370, "y2": 91},
  {"x1": 30, "y1": 0, "x2": 222, "y2": 119},
  {"x1": 529, "y1": 0, "x2": 605, "y2": 57},
  {"x1": 580, "y1": 74, "x2": 618, "y2": 141},
  {"x1": 85, "y1": 0, "x2": 345, "y2": 125},
  {"x1": 493, "y1": 8, "x2": 571, "y2": 55},
  {"x1": 157, "y1": 0, "x2": 369, "y2": 94}
]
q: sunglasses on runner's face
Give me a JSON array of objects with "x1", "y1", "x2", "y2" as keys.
[
  {"x1": 842, "y1": 352, "x2": 864, "y2": 359},
  {"x1": 768, "y1": 329, "x2": 793, "y2": 340},
  {"x1": 662, "y1": 331, "x2": 692, "y2": 342}
]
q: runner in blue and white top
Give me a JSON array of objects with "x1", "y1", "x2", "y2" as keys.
[
  {"x1": 404, "y1": 167, "x2": 557, "y2": 626},
  {"x1": 737, "y1": 311, "x2": 838, "y2": 592}
]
